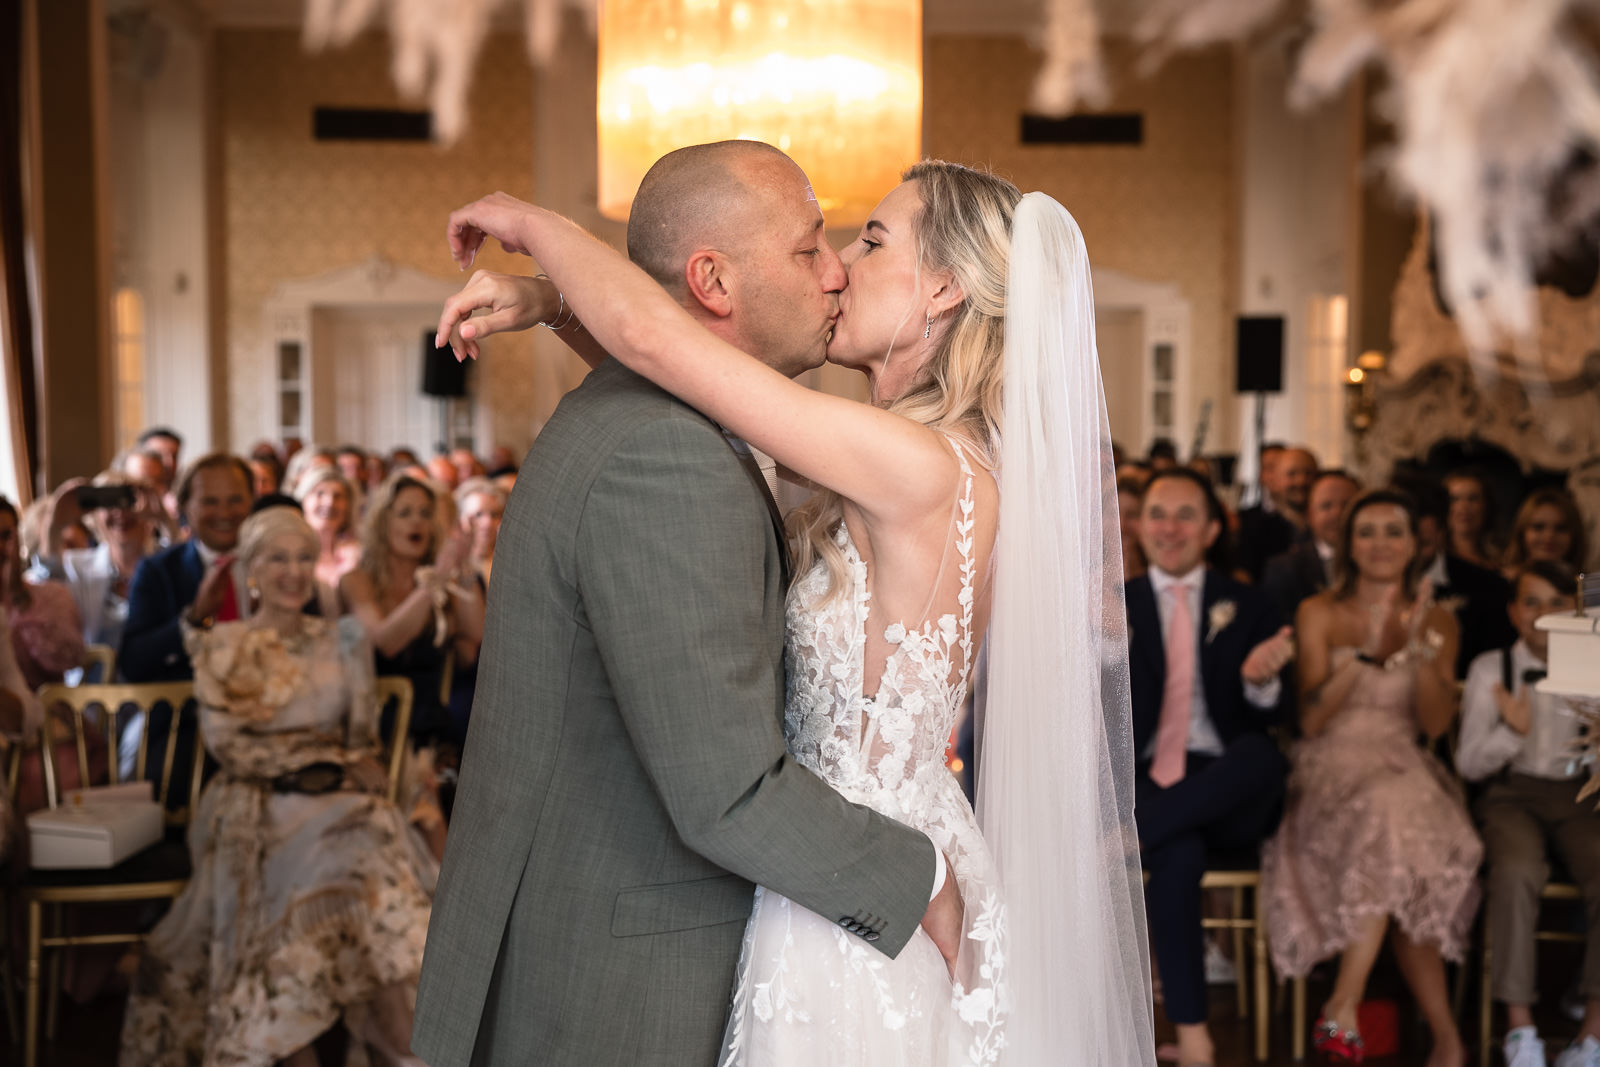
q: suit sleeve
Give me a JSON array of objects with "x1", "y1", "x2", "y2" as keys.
[
  {"x1": 119, "y1": 556, "x2": 188, "y2": 682},
  {"x1": 578, "y1": 417, "x2": 936, "y2": 958}
]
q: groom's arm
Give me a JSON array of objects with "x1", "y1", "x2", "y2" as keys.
[{"x1": 578, "y1": 414, "x2": 937, "y2": 958}]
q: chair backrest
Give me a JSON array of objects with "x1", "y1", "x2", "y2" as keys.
[
  {"x1": 79, "y1": 643, "x2": 117, "y2": 685},
  {"x1": 374, "y1": 676, "x2": 413, "y2": 806},
  {"x1": 33, "y1": 681, "x2": 202, "y2": 826}
]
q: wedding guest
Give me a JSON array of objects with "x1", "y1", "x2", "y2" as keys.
[
  {"x1": 364, "y1": 452, "x2": 389, "y2": 495},
  {"x1": 136, "y1": 426, "x2": 183, "y2": 493},
  {"x1": 118, "y1": 507, "x2": 433, "y2": 1067},
  {"x1": 1261, "y1": 488, "x2": 1480, "y2": 1067},
  {"x1": 448, "y1": 447, "x2": 484, "y2": 486},
  {"x1": 339, "y1": 474, "x2": 483, "y2": 750},
  {"x1": 425, "y1": 455, "x2": 460, "y2": 493},
  {"x1": 59, "y1": 471, "x2": 158, "y2": 654},
  {"x1": 0, "y1": 617, "x2": 42, "y2": 862},
  {"x1": 1237, "y1": 446, "x2": 1317, "y2": 583},
  {"x1": 454, "y1": 477, "x2": 505, "y2": 588},
  {"x1": 282, "y1": 445, "x2": 335, "y2": 499},
  {"x1": 1261, "y1": 470, "x2": 1361, "y2": 622},
  {"x1": 335, "y1": 444, "x2": 368, "y2": 489},
  {"x1": 1458, "y1": 561, "x2": 1600, "y2": 1067},
  {"x1": 118, "y1": 447, "x2": 168, "y2": 492},
  {"x1": 1399, "y1": 477, "x2": 1516, "y2": 679},
  {"x1": 121, "y1": 453, "x2": 253, "y2": 792},
  {"x1": 484, "y1": 445, "x2": 518, "y2": 478},
  {"x1": 0, "y1": 496, "x2": 86, "y2": 690},
  {"x1": 295, "y1": 466, "x2": 362, "y2": 591},
  {"x1": 389, "y1": 447, "x2": 419, "y2": 469},
  {"x1": 247, "y1": 454, "x2": 283, "y2": 498},
  {"x1": 1502, "y1": 487, "x2": 1587, "y2": 579},
  {"x1": 1129, "y1": 467, "x2": 1294, "y2": 1067},
  {"x1": 1118, "y1": 475, "x2": 1146, "y2": 581},
  {"x1": 1444, "y1": 469, "x2": 1500, "y2": 570},
  {"x1": 1147, "y1": 438, "x2": 1180, "y2": 472}
]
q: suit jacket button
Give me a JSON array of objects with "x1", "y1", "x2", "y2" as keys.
[
  {"x1": 838, "y1": 917, "x2": 852, "y2": 928},
  {"x1": 865, "y1": 932, "x2": 880, "y2": 942}
]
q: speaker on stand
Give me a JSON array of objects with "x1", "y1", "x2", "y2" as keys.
[
  {"x1": 421, "y1": 330, "x2": 469, "y2": 454},
  {"x1": 1235, "y1": 316, "x2": 1284, "y2": 506}
]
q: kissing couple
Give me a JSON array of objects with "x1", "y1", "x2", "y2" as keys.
[{"x1": 411, "y1": 141, "x2": 1155, "y2": 1067}]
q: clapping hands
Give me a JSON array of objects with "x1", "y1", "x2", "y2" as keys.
[{"x1": 1241, "y1": 625, "x2": 1296, "y2": 686}]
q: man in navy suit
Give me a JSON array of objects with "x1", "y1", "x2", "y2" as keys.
[
  {"x1": 1235, "y1": 445, "x2": 1316, "y2": 582},
  {"x1": 1261, "y1": 469, "x2": 1361, "y2": 622},
  {"x1": 119, "y1": 454, "x2": 252, "y2": 794},
  {"x1": 1129, "y1": 467, "x2": 1294, "y2": 1067}
]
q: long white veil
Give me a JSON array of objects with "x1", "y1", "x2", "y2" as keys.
[{"x1": 976, "y1": 192, "x2": 1156, "y2": 1063}]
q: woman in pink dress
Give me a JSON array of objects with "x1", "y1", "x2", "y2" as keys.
[{"x1": 1262, "y1": 488, "x2": 1482, "y2": 1066}]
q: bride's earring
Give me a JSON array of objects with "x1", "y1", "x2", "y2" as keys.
[{"x1": 924, "y1": 312, "x2": 934, "y2": 339}]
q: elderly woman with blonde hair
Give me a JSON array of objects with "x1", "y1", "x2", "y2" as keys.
[{"x1": 119, "y1": 507, "x2": 434, "y2": 1067}]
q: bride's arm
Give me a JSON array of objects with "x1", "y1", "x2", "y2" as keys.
[
  {"x1": 435, "y1": 270, "x2": 611, "y2": 370},
  {"x1": 445, "y1": 193, "x2": 957, "y2": 528}
]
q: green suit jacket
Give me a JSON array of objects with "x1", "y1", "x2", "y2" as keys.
[{"x1": 411, "y1": 361, "x2": 936, "y2": 1066}]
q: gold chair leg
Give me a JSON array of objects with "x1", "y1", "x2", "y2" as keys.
[
  {"x1": 1254, "y1": 905, "x2": 1270, "y2": 1062},
  {"x1": 25, "y1": 898, "x2": 40, "y2": 1067},
  {"x1": 1481, "y1": 926, "x2": 1493, "y2": 1067},
  {"x1": 1292, "y1": 976, "x2": 1306, "y2": 1061},
  {"x1": 0, "y1": 887, "x2": 17, "y2": 1046},
  {"x1": 44, "y1": 904, "x2": 61, "y2": 1041},
  {"x1": 1234, "y1": 886, "x2": 1248, "y2": 1018}
]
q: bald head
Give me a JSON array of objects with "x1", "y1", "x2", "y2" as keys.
[{"x1": 626, "y1": 140, "x2": 801, "y2": 297}]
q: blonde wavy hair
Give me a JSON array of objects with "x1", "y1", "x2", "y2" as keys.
[
  {"x1": 356, "y1": 472, "x2": 448, "y2": 593},
  {"x1": 788, "y1": 160, "x2": 1021, "y2": 599}
]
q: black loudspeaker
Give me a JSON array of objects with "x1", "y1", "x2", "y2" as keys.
[
  {"x1": 421, "y1": 331, "x2": 468, "y2": 398},
  {"x1": 1234, "y1": 316, "x2": 1284, "y2": 394}
]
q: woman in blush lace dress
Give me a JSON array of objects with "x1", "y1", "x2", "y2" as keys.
[
  {"x1": 1262, "y1": 489, "x2": 1482, "y2": 1067},
  {"x1": 438, "y1": 152, "x2": 1153, "y2": 1066},
  {"x1": 119, "y1": 509, "x2": 434, "y2": 1067}
]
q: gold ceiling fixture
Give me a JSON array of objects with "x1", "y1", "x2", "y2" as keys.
[{"x1": 595, "y1": 0, "x2": 922, "y2": 227}]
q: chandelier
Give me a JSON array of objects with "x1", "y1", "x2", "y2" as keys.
[{"x1": 595, "y1": 0, "x2": 922, "y2": 226}]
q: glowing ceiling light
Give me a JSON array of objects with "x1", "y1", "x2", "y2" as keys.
[{"x1": 597, "y1": 0, "x2": 922, "y2": 227}]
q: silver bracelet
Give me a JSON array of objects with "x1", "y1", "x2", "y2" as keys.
[{"x1": 533, "y1": 273, "x2": 577, "y2": 330}]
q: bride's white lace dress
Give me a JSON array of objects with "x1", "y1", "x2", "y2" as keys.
[{"x1": 721, "y1": 445, "x2": 1009, "y2": 1066}]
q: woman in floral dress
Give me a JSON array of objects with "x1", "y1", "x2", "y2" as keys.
[{"x1": 120, "y1": 508, "x2": 433, "y2": 1066}]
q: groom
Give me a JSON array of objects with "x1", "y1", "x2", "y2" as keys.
[{"x1": 412, "y1": 141, "x2": 960, "y2": 1066}]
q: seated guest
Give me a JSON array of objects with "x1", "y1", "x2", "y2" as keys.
[
  {"x1": 454, "y1": 477, "x2": 505, "y2": 588},
  {"x1": 118, "y1": 508, "x2": 433, "y2": 1067},
  {"x1": 0, "y1": 496, "x2": 86, "y2": 689},
  {"x1": 335, "y1": 444, "x2": 368, "y2": 490},
  {"x1": 448, "y1": 447, "x2": 484, "y2": 486},
  {"x1": 1262, "y1": 470, "x2": 1361, "y2": 622},
  {"x1": 295, "y1": 466, "x2": 362, "y2": 591},
  {"x1": 1262, "y1": 489, "x2": 1480, "y2": 1066},
  {"x1": 340, "y1": 474, "x2": 483, "y2": 750},
  {"x1": 281, "y1": 444, "x2": 335, "y2": 499},
  {"x1": 1458, "y1": 561, "x2": 1599, "y2": 1067},
  {"x1": 1129, "y1": 467, "x2": 1294, "y2": 1067},
  {"x1": 1237, "y1": 446, "x2": 1316, "y2": 582},
  {"x1": 120, "y1": 453, "x2": 253, "y2": 788},
  {"x1": 425, "y1": 454, "x2": 460, "y2": 493},
  {"x1": 1502, "y1": 487, "x2": 1588, "y2": 581},
  {"x1": 1118, "y1": 475, "x2": 1146, "y2": 581},
  {"x1": 0, "y1": 613, "x2": 43, "y2": 863},
  {"x1": 1400, "y1": 477, "x2": 1516, "y2": 678},
  {"x1": 136, "y1": 425, "x2": 183, "y2": 495},
  {"x1": 1445, "y1": 468, "x2": 1500, "y2": 570},
  {"x1": 247, "y1": 453, "x2": 282, "y2": 498},
  {"x1": 484, "y1": 444, "x2": 518, "y2": 479},
  {"x1": 1147, "y1": 436, "x2": 1180, "y2": 472},
  {"x1": 60, "y1": 471, "x2": 159, "y2": 654}
]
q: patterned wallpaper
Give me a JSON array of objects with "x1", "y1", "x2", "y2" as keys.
[
  {"x1": 926, "y1": 36, "x2": 1238, "y2": 448},
  {"x1": 218, "y1": 29, "x2": 578, "y2": 459}
]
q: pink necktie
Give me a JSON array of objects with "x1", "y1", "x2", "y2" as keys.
[{"x1": 1150, "y1": 584, "x2": 1195, "y2": 788}]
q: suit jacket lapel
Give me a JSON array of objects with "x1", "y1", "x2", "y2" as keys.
[
  {"x1": 725, "y1": 440, "x2": 790, "y2": 585},
  {"x1": 1129, "y1": 578, "x2": 1163, "y2": 682},
  {"x1": 1199, "y1": 569, "x2": 1221, "y2": 694}
]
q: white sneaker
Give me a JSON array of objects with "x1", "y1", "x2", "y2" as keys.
[
  {"x1": 1203, "y1": 941, "x2": 1236, "y2": 985},
  {"x1": 1506, "y1": 1027, "x2": 1547, "y2": 1067},
  {"x1": 1555, "y1": 1035, "x2": 1600, "y2": 1067}
]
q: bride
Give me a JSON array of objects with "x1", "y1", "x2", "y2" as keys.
[{"x1": 438, "y1": 158, "x2": 1153, "y2": 1065}]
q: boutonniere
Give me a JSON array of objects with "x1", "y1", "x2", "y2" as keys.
[{"x1": 1206, "y1": 600, "x2": 1236, "y2": 644}]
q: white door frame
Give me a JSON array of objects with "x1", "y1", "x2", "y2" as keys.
[{"x1": 1091, "y1": 267, "x2": 1194, "y2": 455}]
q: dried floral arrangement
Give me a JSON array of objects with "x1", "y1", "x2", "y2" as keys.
[{"x1": 305, "y1": 0, "x2": 1600, "y2": 354}]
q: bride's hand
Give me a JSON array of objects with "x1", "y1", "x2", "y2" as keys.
[
  {"x1": 435, "y1": 270, "x2": 559, "y2": 360},
  {"x1": 920, "y1": 854, "x2": 964, "y2": 980},
  {"x1": 446, "y1": 191, "x2": 541, "y2": 270}
]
